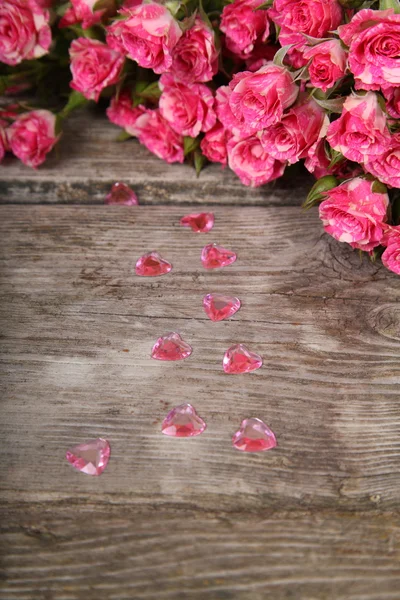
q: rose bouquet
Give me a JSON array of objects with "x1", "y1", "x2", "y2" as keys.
[{"x1": 1, "y1": 0, "x2": 400, "y2": 275}]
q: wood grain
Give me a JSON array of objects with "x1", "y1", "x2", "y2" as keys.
[
  {"x1": 0, "y1": 107, "x2": 313, "y2": 206},
  {"x1": 1, "y1": 506, "x2": 400, "y2": 600},
  {"x1": 1, "y1": 205, "x2": 400, "y2": 598}
]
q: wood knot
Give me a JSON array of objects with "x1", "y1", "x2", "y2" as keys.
[{"x1": 367, "y1": 305, "x2": 400, "y2": 341}]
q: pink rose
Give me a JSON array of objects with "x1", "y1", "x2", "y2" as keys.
[
  {"x1": 269, "y1": 0, "x2": 342, "y2": 58},
  {"x1": 260, "y1": 96, "x2": 328, "y2": 164},
  {"x1": 303, "y1": 39, "x2": 347, "y2": 92},
  {"x1": 228, "y1": 64, "x2": 299, "y2": 133},
  {"x1": 6, "y1": 110, "x2": 58, "y2": 168},
  {"x1": 69, "y1": 38, "x2": 125, "y2": 102},
  {"x1": 339, "y1": 9, "x2": 400, "y2": 91},
  {"x1": 364, "y1": 134, "x2": 400, "y2": 189},
  {"x1": 319, "y1": 178, "x2": 388, "y2": 252},
  {"x1": 106, "y1": 90, "x2": 145, "y2": 136},
  {"x1": 107, "y1": 2, "x2": 182, "y2": 74},
  {"x1": 159, "y1": 74, "x2": 216, "y2": 137},
  {"x1": 215, "y1": 85, "x2": 254, "y2": 138},
  {"x1": 200, "y1": 123, "x2": 229, "y2": 166},
  {"x1": 327, "y1": 92, "x2": 391, "y2": 164},
  {"x1": 382, "y1": 226, "x2": 400, "y2": 275},
  {"x1": 136, "y1": 109, "x2": 184, "y2": 164},
  {"x1": 0, "y1": 120, "x2": 8, "y2": 163},
  {"x1": 59, "y1": 0, "x2": 105, "y2": 29},
  {"x1": 383, "y1": 86, "x2": 400, "y2": 119},
  {"x1": 227, "y1": 135, "x2": 286, "y2": 187},
  {"x1": 0, "y1": 0, "x2": 51, "y2": 66},
  {"x1": 170, "y1": 17, "x2": 218, "y2": 84},
  {"x1": 220, "y1": 0, "x2": 270, "y2": 59}
]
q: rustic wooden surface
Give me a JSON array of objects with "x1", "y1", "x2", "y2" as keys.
[
  {"x1": 1, "y1": 203, "x2": 400, "y2": 599},
  {"x1": 0, "y1": 107, "x2": 313, "y2": 206}
]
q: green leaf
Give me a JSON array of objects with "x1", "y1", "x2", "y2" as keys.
[
  {"x1": 194, "y1": 149, "x2": 207, "y2": 177},
  {"x1": 372, "y1": 180, "x2": 388, "y2": 195},
  {"x1": 302, "y1": 175, "x2": 338, "y2": 210},
  {"x1": 184, "y1": 136, "x2": 199, "y2": 156},
  {"x1": 272, "y1": 45, "x2": 292, "y2": 68},
  {"x1": 255, "y1": 0, "x2": 273, "y2": 8},
  {"x1": 58, "y1": 90, "x2": 88, "y2": 119},
  {"x1": 116, "y1": 130, "x2": 133, "y2": 142},
  {"x1": 55, "y1": 2, "x2": 69, "y2": 17},
  {"x1": 379, "y1": 0, "x2": 400, "y2": 12},
  {"x1": 302, "y1": 34, "x2": 334, "y2": 45},
  {"x1": 314, "y1": 96, "x2": 345, "y2": 113},
  {"x1": 136, "y1": 80, "x2": 161, "y2": 101}
]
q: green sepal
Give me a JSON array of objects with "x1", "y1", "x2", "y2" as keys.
[
  {"x1": 328, "y1": 149, "x2": 345, "y2": 169},
  {"x1": 58, "y1": 90, "x2": 88, "y2": 120},
  {"x1": 194, "y1": 149, "x2": 207, "y2": 177}
]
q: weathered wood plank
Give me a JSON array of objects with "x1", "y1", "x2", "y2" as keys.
[
  {"x1": 1, "y1": 506, "x2": 400, "y2": 600},
  {"x1": 0, "y1": 107, "x2": 313, "y2": 206},
  {"x1": 0, "y1": 205, "x2": 399, "y2": 515}
]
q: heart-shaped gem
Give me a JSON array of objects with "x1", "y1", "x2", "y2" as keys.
[
  {"x1": 180, "y1": 212, "x2": 214, "y2": 233},
  {"x1": 135, "y1": 251, "x2": 172, "y2": 277},
  {"x1": 161, "y1": 403, "x2": 206, "y2": 437},
  {"x1": 105, "y1": 182, "x2": 138, "y2": 205},
  {"x1": 203, "y1": 293, "x2": 241, "y2": 322},
  {"x1": 223, "y1": 344, "x2": 262, "y2": 374},
  {"x1": 151, "y1": 332, "x2": 192, "y2": 361},
  {"x1": 201, "y1": 243, "x2": 237, "y2": 269},
  {"x1": 66, "y1": 438, "x2": 110, "y2": 475},
  {"x1": 232, "y1": 418, "x2": 277, "y2": 452}
]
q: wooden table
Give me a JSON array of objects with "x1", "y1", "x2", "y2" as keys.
[{"x1": 1, "y1": 112, "x2": 400, "y2": 600}]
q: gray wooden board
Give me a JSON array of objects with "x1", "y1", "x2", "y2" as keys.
[
  {"x1": 0, "y1": 107, "x2": 313, "y2": 206},
  {"x1": 0, "y1": 205, "x2": 400, "y2": 598}
]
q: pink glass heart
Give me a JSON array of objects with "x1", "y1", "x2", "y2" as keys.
[
  {"x1": 223, "y1": 344, "x2": 262, "y2": 374},
  {"x1": 151, "y1": 332, "x2": 192, "y2": 361},
  {"x1": 201, "y1": 243, "x2": 237, "y2": 269},
  {"x1": 161, "y1": 403, "x2": 206, "y2": 437},
  {"x1": 105, "y1": 182, "x2": 138, "y2": 205},
  {"x1": 135, "y1": 251, "x2": 172, "y2": 277},
  {"x1": 180, "y1": 212, "x2": 214, "y2": 233},
  {"x1": 66, "y1": 438, "x2": 110, "y2": 475},
  {"x1": 232, "y1": 418, "x2": 277, "y2": 452},
  {"x1": 203, "y1": 293, "x2": 241, "y2": 322}
]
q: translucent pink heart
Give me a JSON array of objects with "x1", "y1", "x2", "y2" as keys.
[
  {"x1": 201, "y1": 243, "x2": 237, "y2": 269},
  {"x1": 135, "y1": 251, "x2": 172, "y2": 277},
  {"x1": 105, "y1": 182, "x2": 138, "y2": 205},
  {"x1": 161, "y1": 403, "x2": 206, "y2": 437},
  {"x1": 180, "y1": 212, "x2": 214, "y2": 233},
  {"x1": 223, "y1": 344, "x2": 262, "y2": 374},
  {"x1": 151, "y1": 332, "x2": 192, "y2": 361},
  {"x1": 232, "y1": 418, "x2": 277, "y2": 452},
  {"x1": 203, "y1": 293, "x2": 241, "y2": 322},
  {"x1": 66, "y1": 438, "x2": 110, "y2": 476}
]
